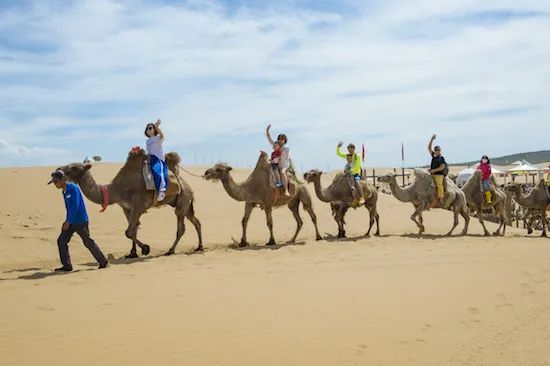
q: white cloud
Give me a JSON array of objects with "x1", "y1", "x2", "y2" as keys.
[
  {"x1": 0, "y1": 138, "x2": 75, "y2": 167},
  {"x1": 1, "y1": 0, "x2": 549, "y2": 169}
]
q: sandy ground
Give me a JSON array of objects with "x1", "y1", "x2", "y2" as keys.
[{"x1": 1, "y1": 164, "x2": 549, "y2": 366}]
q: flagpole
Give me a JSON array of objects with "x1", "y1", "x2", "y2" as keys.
[{"x1": 401, "y1": 141, "x2": 405, "y2": 187}]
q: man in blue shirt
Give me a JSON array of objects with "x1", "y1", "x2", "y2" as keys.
[{"x1": 48, "y1": 170, "x2": 108, "y2": 272}]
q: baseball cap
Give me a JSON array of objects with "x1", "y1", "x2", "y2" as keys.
[{"x1": 47, "y1": 169, "x2": 65, "y2": 185}]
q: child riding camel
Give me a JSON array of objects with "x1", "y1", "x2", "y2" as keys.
[
  {"x1": 477, "y1": 155, "x2": 493, "y2": 204},
  {"x1": 271, "y1": 141, "x2": 284, "y2": 188},
  {"x1": 336, "y1": 142, "x2": 364, "y2": 207}
]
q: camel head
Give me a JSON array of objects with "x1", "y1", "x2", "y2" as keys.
[
  {"x1": 377, "y1": 172, "x2": 396, "y2": 185},
  {"x1": 57, "y1": 162, "x2": 92, "y2": 183},
  {"x1": 504, "y1": 182, "x2": 522, "y2": 193},
  {"x1": 127, "y1": 147, "x2": 148, "y2": 166},
  {"x1": 303, "y1": 169, "x2": 322, "y2": 183},
  {"x1": 204, "y1": 163, "x2": 233, "y2": 182}
]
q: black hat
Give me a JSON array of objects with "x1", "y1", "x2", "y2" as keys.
[
  {"x1": 47, "y1": 169, "x2": 65, "y2": 185},
  {"x1": 347, "y1": 143, "x2": 355, "y2": 149}
]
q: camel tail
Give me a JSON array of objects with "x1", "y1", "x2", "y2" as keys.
[{"x1": 165, "y1": 152, "x2": 181, "y2": 174}]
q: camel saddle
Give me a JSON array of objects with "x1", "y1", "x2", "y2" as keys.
[{"x1": 143, "y1": 161, "x2": 181, "y2": 196}]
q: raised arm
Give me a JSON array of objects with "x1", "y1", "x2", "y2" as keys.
[
  {"x1": 428, "y1": 134, "x2": 436, "y2": 156},
  {"x1": 155, "y1": 119, "x2": 164, "y2": 141},
  {"x1": 266, "y1": 124, "x2": 274, "y2": 145},
  {"x1": 336, "y1": 142, "x2": 346, "y2": 159}
]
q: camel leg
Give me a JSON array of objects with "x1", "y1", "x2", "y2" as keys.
[
  {"x1": 541, "y1": 211, "x2": 548, "y2": 237},
  {"x1": 165, "y1": 216, "x2": 186, "y2": 256},
  {"x1": 265, "y1": 207, "x2": 276, "y2": 246},
  {"x1": 337, "y1": 204, "x2": 348, "y2": 238},
  {"x1": 123, "y1": 206, "x2": 149, "y2": 258},
  {"x1": 240, "y1": 202, "x2": 254, "y2": 247},
  {"x1": 493, "y1": 203, "x2": 506, "y2": 236},
  {"x1": 411, "y1": 205, "x2": 425, "y2": 234},
  {"x1": 445, "y1": 206, "x2": 460, "y2": 236},
  {"x1": 459, "y1": 207, "x2": 470, "y2": 236},
  {"x1": 287, "y1": 199, "x2": 303, "y2": 244},
  {"x1": 187, "y1": 213, "x2": 203, "y2": 251},
  {"x1": 374, "y1": 213, "x2": 381, "y2": 236},
  {"x1": 302, "y1": 201, "x2": 322, "y2": 241},
  {"x1": 477, "y1": 205, "x2": 491, "y2": 236},
  {"x1": 365, "y1": 206, "x2": 380, "y2": 237}
]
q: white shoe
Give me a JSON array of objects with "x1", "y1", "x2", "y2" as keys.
[{"x1": 157, "y1": 191, "x2": 166, "y2": 201}]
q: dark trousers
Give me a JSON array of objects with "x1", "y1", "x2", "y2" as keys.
[{"x1": 57, "y1": 223, "x2": 107, "y2": 269}]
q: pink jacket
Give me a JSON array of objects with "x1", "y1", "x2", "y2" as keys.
[{"x1": 478, "y1": 163, "x2": 492, "y2": 180}]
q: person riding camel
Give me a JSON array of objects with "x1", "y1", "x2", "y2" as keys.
[
  {"x1": 336, "y1": 142, "x2": 364, "y2": 207},
  {"x1": 145, "y1": 119, "x2": 168, "y2": 201},
  {"x1": 266, "y1": 124, "x2": 290, "y2": 197},
  {"x1": 477, "y1": 155, "x2": 493, "y2": 204},
  {"x1": 428, "y1": 134, "x2": 448, "y2": 208}
]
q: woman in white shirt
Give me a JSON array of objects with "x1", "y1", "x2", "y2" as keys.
[{"x1": 145, "y1": 119, "x2": 168, "y2": 201}]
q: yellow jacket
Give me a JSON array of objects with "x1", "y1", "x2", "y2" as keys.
[
  {"x1": 336, "y1": 146, "x2": 362, "y2": 175},
  {"x1": 546, "y1": 173, "x2": 550, "y2": 186}
]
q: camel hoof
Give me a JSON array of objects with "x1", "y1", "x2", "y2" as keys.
[
  {"x1": 315, "y1": 235, "x2": 323, "y2": 241},
  {"x1": 195, "y1": 246, "x2": 204, "y2": 252},
  {"x1": 286, "y1": 239, "x2": 296, "y2": 244},
  {"x1": 542, "y1": 232, "x2": 548, "y2": 238},
  {"x1": 493, "y1": 232, "x2": 500, "y2": 236},
  {"x1": 266, "y1": 240, "x2": 276, "y2": 246},
  {"x1": 527, "y1": 229, "x2": 533, "y2": 235},
  {"x1": 141, "y1": 245, "x2": 151, "y2": 256},
  {"x1": 484, "y1": 232, "x2": 491, "y2": 237},
  {"x1": 125, "y1": 252, "x2": 138, "y2": 259},
  {"x1": 238, "y1": 241, "x2": 249, "y2": 248},
  {"x1": 164, "y1": 251, "x2": 174, "y2": 256},
  {"x1": 364, "y1": 234, "x2": 371, "y2": 238}
]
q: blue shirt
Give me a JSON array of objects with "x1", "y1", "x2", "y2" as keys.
[{"x1": 63, "y1": 183, "x2": 89, "y2": 225}]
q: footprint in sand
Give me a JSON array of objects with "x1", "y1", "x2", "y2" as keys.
[
  {"x1": 36, "y1": 306, "x2": 56, "y2": 312},
  {"x1": 468, "y1": 307, "x2": 480, "y2": 314}
]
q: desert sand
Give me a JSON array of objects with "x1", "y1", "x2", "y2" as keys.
[{"x1": 1, "y1": 164, "x2": 550, "y2": 366}]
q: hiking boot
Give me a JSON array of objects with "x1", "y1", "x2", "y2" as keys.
[
  {"x1": 98, "y1": 260, "x2": 109, "y2": 269},
  {"x1": 54, "y1": 266, "x2": 73, "y2": 272}
]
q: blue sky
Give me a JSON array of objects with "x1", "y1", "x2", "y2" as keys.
[{"x1": 1, "y1": 0, "x2": 549, "y2": 169}]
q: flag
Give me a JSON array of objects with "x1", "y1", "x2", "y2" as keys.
[
  {"x1": 401, "y1": 142, "x2": 404, "y2": 162},
  {"x1": 362, "y1": 144, "x2": 365, "y2": 162}
]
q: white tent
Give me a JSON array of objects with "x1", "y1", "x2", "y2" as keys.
[
  {"x1": 507, "y1": 163, "x2": 538, "y2": 174},
  {"x1": 456, "y1": 167, "x2": 476, "y2": 187}
]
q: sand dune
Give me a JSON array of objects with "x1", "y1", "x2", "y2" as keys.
[{"x1": 1, "y1": 164, "x2": 549, "y2": 365}]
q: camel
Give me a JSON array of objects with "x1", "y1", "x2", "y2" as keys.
[
  {"x1": 505, "y1": 180, "x2": 549, "y2": 237},
  {"x1": 303, "y1": 170, "x2": 380, "y2": 238},
  {"x1": 58, "y1": 148, "x2": 203, "y2": 257},
  {"x1": 377, "y1": 170, "x2": 470, "y2": 236},
  {"x1": 461, "y1": 170, "x2": 507, "y2": 236},
  {"x1": 203, "y1": 152, "x2": 322, "y2": 246}
]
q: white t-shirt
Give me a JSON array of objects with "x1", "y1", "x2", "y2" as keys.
[
  {"x1": 146, "y1": 135, "x2": 164, "y2": 161},
  {"x1": 280, "y1": 145, "x2": 290, "y2": 170}
]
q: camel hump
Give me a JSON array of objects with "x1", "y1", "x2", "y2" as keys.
[{"x1": 165, "y1": 152, "x2": 181, "y2": 173}]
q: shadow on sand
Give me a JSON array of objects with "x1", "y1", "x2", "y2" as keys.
[{"x1": 228, "y1": 240, "x2": 306, "y2": 252}]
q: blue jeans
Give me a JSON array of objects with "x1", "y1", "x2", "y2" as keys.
[
  {"x1": 150, "y1": 155, "x2": 168, "y2": 192},
  {"x1": 482, "y1": 179, "x2": 491, "y2": 192}
]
